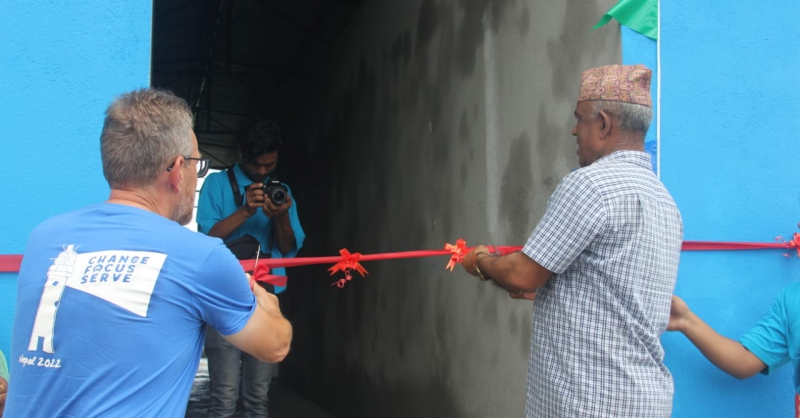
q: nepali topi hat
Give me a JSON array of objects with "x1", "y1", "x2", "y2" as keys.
[{"x1": 578, "y1": 64, "x2": 652, "y2": 107}]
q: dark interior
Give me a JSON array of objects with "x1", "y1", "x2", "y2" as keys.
[{"x1": 151, "y1": 0, "x2": 361, "y2": 169}]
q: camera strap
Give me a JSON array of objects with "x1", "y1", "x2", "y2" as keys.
[
  {"x1": 226, "y1": 165, "x2": 276, "y2": 254},
  {"x1": 226, "y1": 166, "x2": 244, "y2": 207}
]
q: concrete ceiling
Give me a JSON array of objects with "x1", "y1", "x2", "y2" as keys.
[{"x1": 152, "y1": 0, "x2": 361, "y2": 169}]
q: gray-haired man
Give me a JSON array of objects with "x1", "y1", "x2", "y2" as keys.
[{"x1": 6, "y1": 88, "x2": 292, "y2": 417}]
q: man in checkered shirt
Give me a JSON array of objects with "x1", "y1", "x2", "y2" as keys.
[{"x1": 461, "y1": 64, "x2": 683, "y2": 417}]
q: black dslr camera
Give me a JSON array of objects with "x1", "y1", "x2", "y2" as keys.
[{"x1": 259, "y1": 180, "x2": 288, "y2": 206}]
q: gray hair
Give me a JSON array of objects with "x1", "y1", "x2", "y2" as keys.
[
  {"x1": 590, "y1": 101, "x2": 653, "y2": 137},
  {"x1": 100, "y1": 88, "x2": 194, "y2": 188}
]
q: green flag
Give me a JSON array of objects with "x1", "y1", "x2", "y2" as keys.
[{"x1": 592, "y1": 0, "x2": 658, "y2": 40}]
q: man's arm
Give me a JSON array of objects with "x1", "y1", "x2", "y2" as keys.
[
  {"x1": 262, "y1": 194, "x2": 295, "y2": 256},
  {"x1": 461, "y1": 246, "x2": 552, "y2": 297},
  {"x1": 224, "y1": 283, "x2": 292, "y2": 363},
  {"x1": 207, "y1": 185, "x2": 265, "y2": 240},
  {"x1": 460, "y1": 172, "x2": 603, "y2": 299},
  {"x1": 668, "y1": 295, "x2": 766, "y2": 379}
]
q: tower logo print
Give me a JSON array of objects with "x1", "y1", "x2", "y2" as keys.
[{"x1": 28, "y1": 245, "x2": 167, "y2": 353}]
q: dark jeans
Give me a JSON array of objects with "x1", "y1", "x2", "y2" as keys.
[{"x1": 205, "y1": 328, "x2": 274, "y2": 418}]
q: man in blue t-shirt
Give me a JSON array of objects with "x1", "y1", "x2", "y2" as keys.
[
  {"x1": 197, "y1": 116, "x2": 305, "y2": 417},
  {"x1": 5, "y1": 89, "x2": 293, "y2": 418},
  {"x1": 669, "y1": 284, "x2": 800, "y2": 417}
]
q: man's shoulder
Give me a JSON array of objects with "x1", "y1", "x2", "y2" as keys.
[
  {"x1": 159, "y1": 222, "x2": 227, "y2": 257},
  {"x1": 577, "y1": 153, "x2": 669, "y2": 194},
  {"x1": 551, "y1": 169, "x2": 599, "y2": 199},
  {"x1": 31, "y1": 204, "x2": 112, "y2": 235},
  {"x1": 32, "y1": 203, "x2": 221, "y2": 246},
  {"x1": 580, "y1": 159, "x2": 647, "y2": 181},
  {"x1": 777, "y1": 281, "x2": 800, "y2": 305},
  {"x1": 198, "y1": 169, "x2": 234, "y2": 209},
  {"x1": 203, "y1": 169, "x2": 229, "y2": 188}
]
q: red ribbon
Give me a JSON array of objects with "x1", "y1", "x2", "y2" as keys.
[
  {"x1": 0, "y1": 255, "x2": 23, "y2": 273},
  {"x1": 2, "y1": 236, "x2": 798, "y2": 284},
  {"x1": 239, "y1": 259, "x2": 288, "y2": 287},
  {"x1": 327, "y1": 249, "x2": 369, "y2": 288},
  {"x1": 680, "y1": 234, "x2": 800, "y2": 256}
]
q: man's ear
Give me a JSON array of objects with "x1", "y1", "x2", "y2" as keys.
[
  {"x1": 597, "y1": 110, "x2": 613, "y2": 138},
  {"x1": 167, "y1": 156, "x2": 184, "y2": 192}
]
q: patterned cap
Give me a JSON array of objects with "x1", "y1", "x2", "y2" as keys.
[{"x1": 578, "y1": 64, "x2": 652, "y2": 107}]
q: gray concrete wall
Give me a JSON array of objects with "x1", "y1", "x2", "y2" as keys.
[{"x1": 277, "y1": 1, "x2": 621, "y2": 416}]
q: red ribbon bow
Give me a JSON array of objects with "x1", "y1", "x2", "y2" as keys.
[
  {"x1": 444, "y1": 239, "x2": 468, "y2": 272},
  {"x1": 787, "y1": 233, "x2": 800, "y2": 257},
  {"x1": 328, "y1": 248, "x2": 368, "y2": 288}
]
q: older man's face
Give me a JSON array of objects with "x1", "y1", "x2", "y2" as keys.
[{"x1": 571, "y1": 101, "x2": 604, "y2": 167}]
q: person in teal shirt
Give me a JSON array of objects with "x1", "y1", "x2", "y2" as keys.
[
  {"x1": 669, "y1": 282, "x2": 800, "y2": 415},
  {"x1": 196, "y1": 117, "x2": 305, "y2": 292},
  {"x1": 197, "y1": 116, "x2": 305, "y2": 418}
]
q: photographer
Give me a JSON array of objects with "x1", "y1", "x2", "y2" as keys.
[{"x1": 197, "y1": 116, "x2": 305, "y2": 418}]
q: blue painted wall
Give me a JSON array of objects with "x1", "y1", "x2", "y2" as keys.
[
  {"x1": 0, "y1": 2, "x2": 152, "y2": 359},
  {"x1": 624, "y1": 1, "x2": 800, "y2": 416},
  {"x1": 621, "y1": 26, "x2": 658, "y2": 173},
  {"x1": 3, "y1": 2, "x2": 799, "y2": 416}
]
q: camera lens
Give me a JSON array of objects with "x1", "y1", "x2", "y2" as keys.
[{"x1": 270, "y1": 189, "x2": 287, "y2": 205}]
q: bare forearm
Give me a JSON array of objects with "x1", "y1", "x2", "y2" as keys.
[
  {"x1": 477, "y1": 252, "x2": 550, "y2": 292},
  {"x1": 208, "y1": 206, "x2": 252, "y2": 240},
  {"x1": 272, "y1": 216, "x2": 295, "y2": 256},
  {"x1": 237, "y1": 290, "x2": 293, "y2": 363},
  {"x1": 256, "y1": 306, "x2": 293, "y2": 362},
  {"x1": 679, "y1": 312, "x2": 765, "y2": 379}
]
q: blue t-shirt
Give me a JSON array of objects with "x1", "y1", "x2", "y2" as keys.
[
  {"x1": 7, "y1": 203, "x2": 256, "y2": 417},
  {"x1": 740, "y1": 281, "x2": 800, "y2": 393},
  {"x1": 196, "y1": 165, "x2": 305, "y2": 292}
]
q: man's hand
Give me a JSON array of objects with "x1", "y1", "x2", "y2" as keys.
[
  {"x1": 207, "y1": 184, "x2": 267, "y2": 239},
  {"x1": 667, "y1": 295, "x2": 691, "y2": 332},
  {"x1": 247, "y1": 273, "x2": 281, "y2": 313},
  {"x1": 243, "y1": 184, "x2": 267, "y2": 216},
  {"x1": 0, "y1": 375, "x2": 7, "y2": 417},
  {"x1": 262, "y1": 193, "x2": 293, "y2": 220},
  {"x1": 251, "y1": 280, "x2": 281, "y2": 313},
  {"x1": 461, "y1": 245, "x2": 490, "y2": 278},
  {"x1": 509, "y1": 290, "x2": 537, "y2": 301},
  {"x1": 225, "y1": 276, "x2": 292, "y2": 363},
  {"x1": 461, "y1": 249, "x2": 552, "y2": 294}
]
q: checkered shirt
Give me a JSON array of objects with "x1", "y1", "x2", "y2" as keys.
[{"x1": 522, "y1": 151, "x2": 683, "y2": 418}]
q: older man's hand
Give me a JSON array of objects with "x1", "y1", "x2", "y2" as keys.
[{"x1": 460, "y1": 245, "x2": 490, "y2": 278}]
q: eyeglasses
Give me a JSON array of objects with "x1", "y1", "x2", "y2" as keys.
[
  {"x1": 187, "y1": 157, "x2": 211, "y2": 178},
  {"x1": 167, "y1": 156, "x2": 211, "y2": 178}
]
